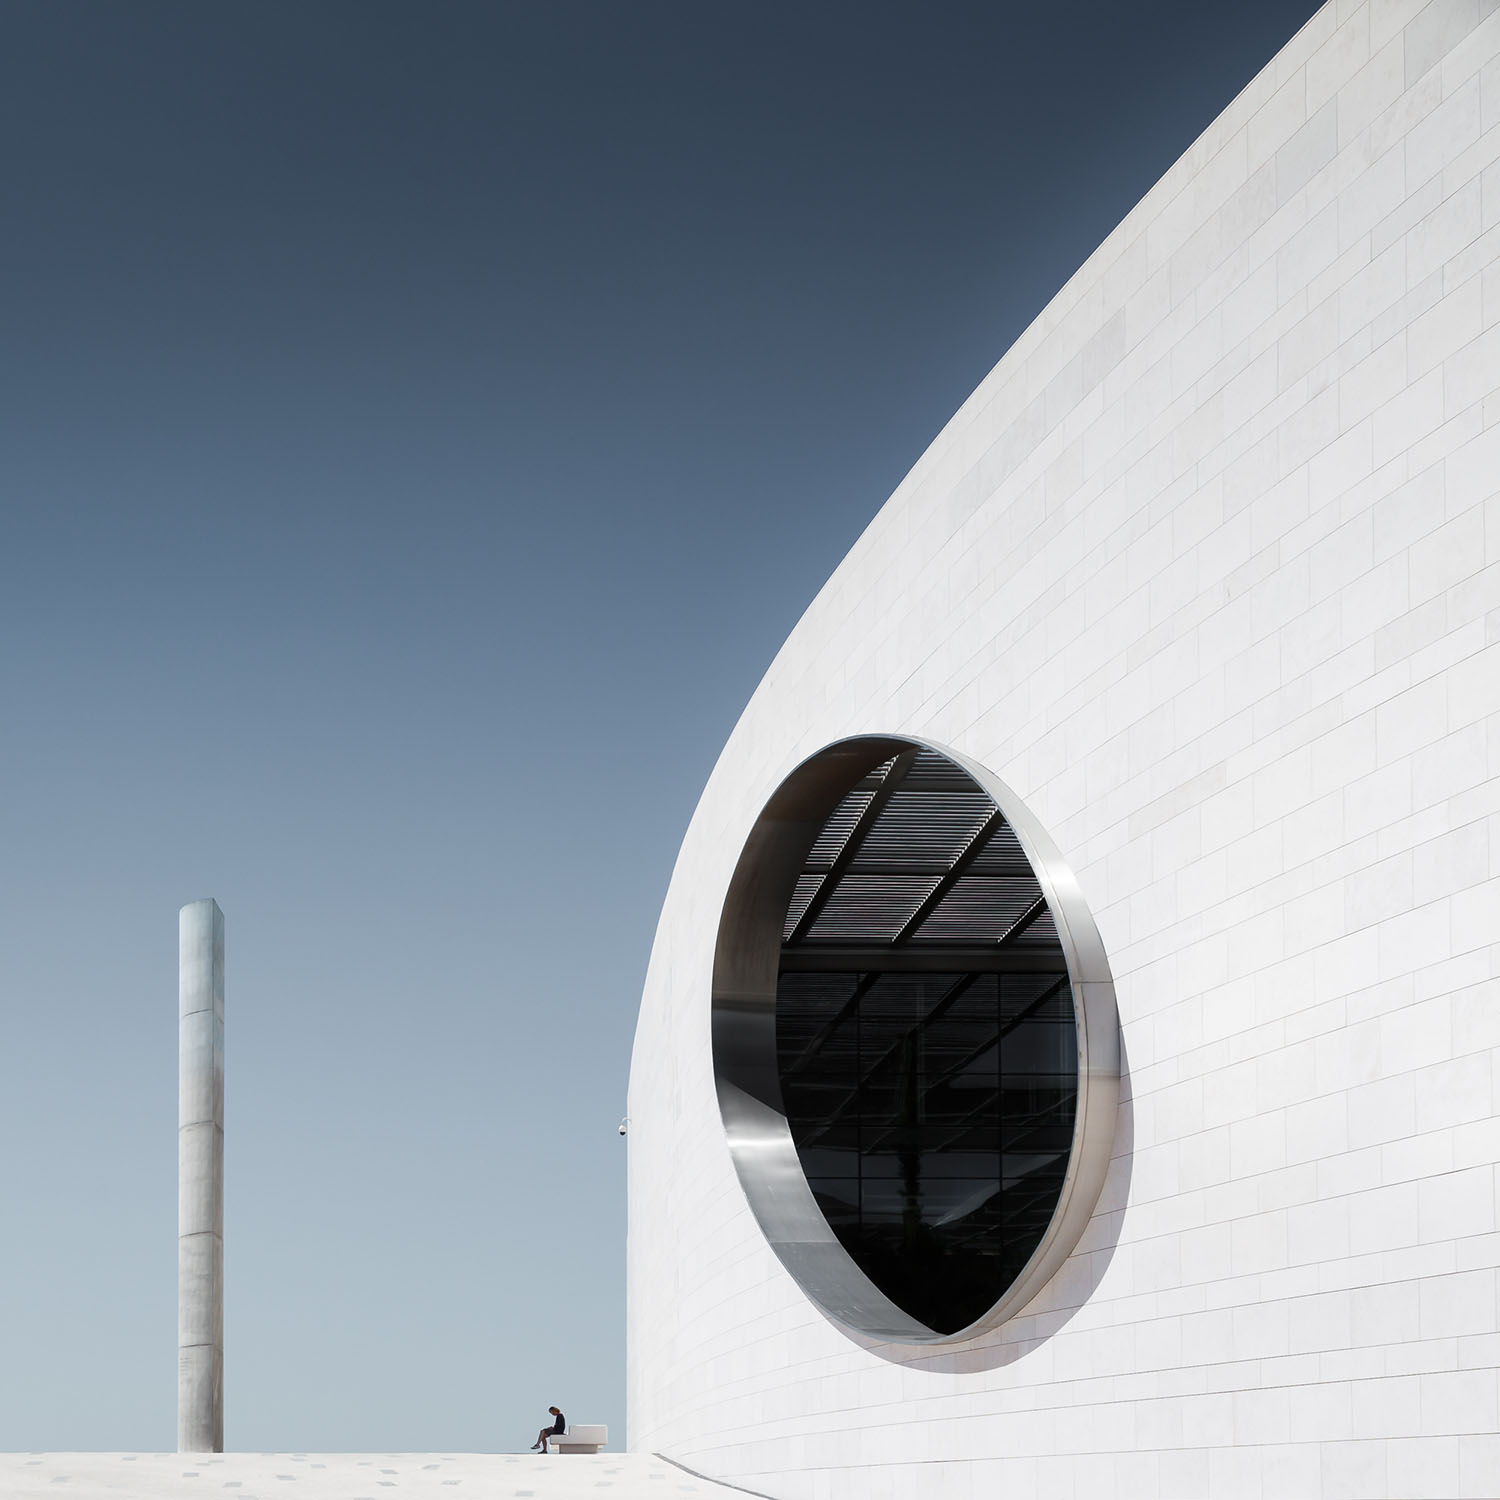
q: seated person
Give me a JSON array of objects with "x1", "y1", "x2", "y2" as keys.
[{"x1": 531, "y1": 1406, "x2": 565, "y2": 1452}]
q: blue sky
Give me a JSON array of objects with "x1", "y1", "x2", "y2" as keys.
[{"x1": 0, "y1": 0, "x2": 1318, "y2": 1453}]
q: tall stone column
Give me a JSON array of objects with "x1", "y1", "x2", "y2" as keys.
[{"x1": 178, "y1": 899, "x2": 224, "y2": 1453}]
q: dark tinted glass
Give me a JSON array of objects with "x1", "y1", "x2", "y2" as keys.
[{"x1": 774, "y1": 750, "x2": 1078, "y2": 1335}]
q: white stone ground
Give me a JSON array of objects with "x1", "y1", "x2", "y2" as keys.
[{"x1": 0, "y1": 1453, "x2": 761, "y2": 1500}]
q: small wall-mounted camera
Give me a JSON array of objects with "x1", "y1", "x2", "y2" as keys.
[{"x1": 618, "y1": 1117, "x2": 629, "y2": 1137}]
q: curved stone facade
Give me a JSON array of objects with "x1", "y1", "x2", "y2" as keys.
[{"x1": 628, "y1": 2, "x2": 1500, "y2": 1494}]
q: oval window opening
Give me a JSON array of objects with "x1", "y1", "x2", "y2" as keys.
[{"x1": 713, "y1": 737, "x2": 1117, "y2": 1346}]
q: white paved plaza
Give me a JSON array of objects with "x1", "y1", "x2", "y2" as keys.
[{"x1": 0, "y1": 1453, "x2": 759, "y2": 1500}]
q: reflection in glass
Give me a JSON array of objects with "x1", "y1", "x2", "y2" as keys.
[{"x1": 774, "y1": 750, "x2": 1079, "y2": 1335}]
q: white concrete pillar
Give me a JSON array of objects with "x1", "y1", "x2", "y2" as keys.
[{"x1": 178, "y1": 899, "x2": 224, "y2": 1453}]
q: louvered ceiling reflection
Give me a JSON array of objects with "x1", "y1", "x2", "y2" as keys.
[{"x1": 781, "y1": 748, "x2": 1063, "y2": 966}]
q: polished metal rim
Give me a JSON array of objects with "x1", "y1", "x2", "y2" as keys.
[{"x1": 711, "y1": 734, "x2": 1120, "y2": 1348}]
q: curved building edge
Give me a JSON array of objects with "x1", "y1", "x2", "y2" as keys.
[{"x1": 629, "y1": 1, "x2": 1500, "y2": 1495}]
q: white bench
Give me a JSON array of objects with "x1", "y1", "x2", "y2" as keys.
[{"x1": 549, "y1": 1424, "x2": 607, "y2": 1454}]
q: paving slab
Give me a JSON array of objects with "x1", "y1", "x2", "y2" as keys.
[{"x1": 0, "y1": 1453, "x2": 761, "y2": 1500}]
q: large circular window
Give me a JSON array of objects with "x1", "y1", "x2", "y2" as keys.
[{"x1": 712, "y1": 736, "x2": 1118, "y2": 1346}]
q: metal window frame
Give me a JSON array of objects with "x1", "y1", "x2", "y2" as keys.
[{"x1": 711, "y1": 734, "x2": 1120, "y2": 1349}]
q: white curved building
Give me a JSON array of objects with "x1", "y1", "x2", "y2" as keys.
[{"x1": 627, "y1": 1, "x2": 1500, "y2": 1494}]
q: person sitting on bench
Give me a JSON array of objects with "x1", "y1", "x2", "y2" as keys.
[{"x1": 531, "y1": 1406, "x2": 565, "y2": 1453}]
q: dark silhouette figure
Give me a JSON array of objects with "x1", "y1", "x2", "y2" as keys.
[{"x1": 531, "y1": 1406, "x2": 565, "y2": 1453}]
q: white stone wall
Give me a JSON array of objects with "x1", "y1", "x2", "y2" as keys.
[{"x1": 627, "y1": 1, "x2": 1500, "y2": 1494}]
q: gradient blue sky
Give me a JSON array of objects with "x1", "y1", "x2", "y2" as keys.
[{"x1": 1, "y1": 0, "x2": 1319, "y2": 1453}]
